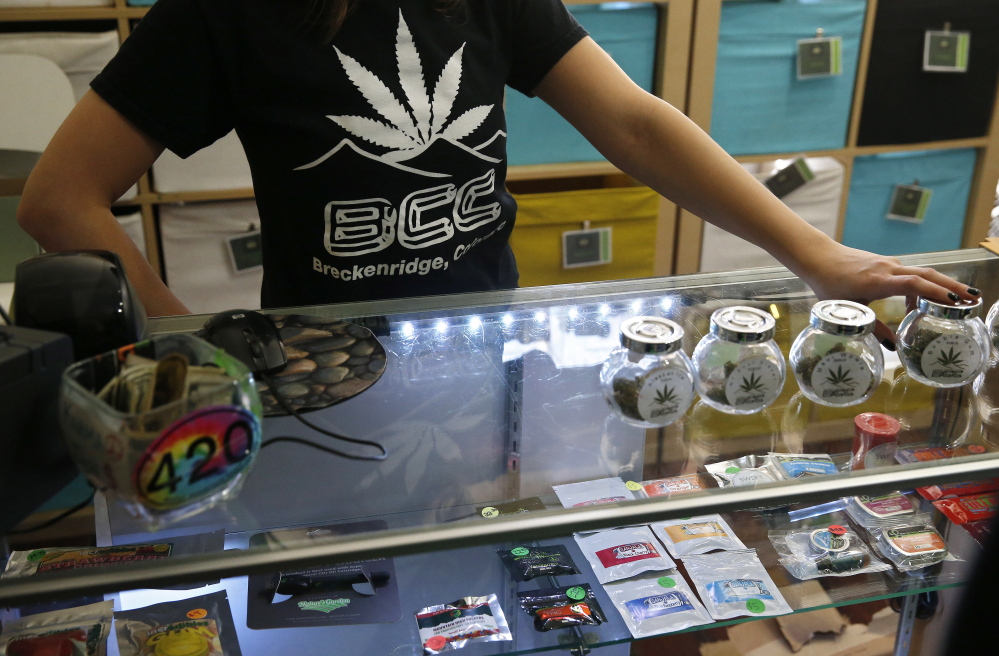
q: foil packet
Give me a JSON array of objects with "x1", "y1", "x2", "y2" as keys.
[
  {"x1": 517, "y1": 584, "x2": 607, "y2": 632},
  {"x1": 705, "y1": 456, "x2": 777, "y2": 488},
  {"x1": 650, "y1": 514, "x2": 746, "y2": 558},
  {"x1": 638, "y1": 475, "x2": 707, "y2": 498},
  {"x1": 0, "y1": 600, "x2": 113, "y2": 656},
  {"x1": 770, "y1": 523, "x2": 890, "y2": 579},
  {"x1": 552, "y1": 477, "x2": 635, "y2": 508},
  {"x1": 683, "y1": 549, "x2": 792, "y2": 620},
  {"x1": 114, "y1": 590, "x2": 242, "y2": 656},
  {"x1": 497, "y1": 544, "x2": 578, "y2": 582},
  {"x1": 574, "y1": 526, "x2": 676, "y2": 584},
  {"x1": 844, "y1": 492, "x2": 918, "y2": 529},
  {"x1": 415, "y1": 595, "x2": 512, "y2": 654},
  {"x1": 866, "y1": 513, "x2": 957, "y2": 572},
  {"x1": 766, "y1": 453, "x2": 838, "y2": 480},
  {"x1": 933, "y1": 493, "x2": 997, "y2": 525},
  {"x1": 603, "y1": 573, "x2": 713, "y2": 638}
]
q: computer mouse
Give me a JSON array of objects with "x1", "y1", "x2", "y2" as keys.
[{"x1": 198, "y1": 309, "x2": 288, "y2": 375}]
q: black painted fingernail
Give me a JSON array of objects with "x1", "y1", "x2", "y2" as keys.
[
  {"x1": 881, "y1": 339, "x2": 896, "y2": 352},
  {"x1": 948, "y1": 292, "x2": 960, "y2": 302},
  {"x1": 968, "y1": 287, "x2": 981, "y2": 296}
]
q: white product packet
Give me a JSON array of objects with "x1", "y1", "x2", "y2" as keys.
[
  {"x1": 415, "y1": 594, "x2": 512, "y2": 654},
  {"x1": 0, "y1": 600, "x2": 114, "y2": 656},
  {"x1": 683, "y1": 549, "x2": 793, "y2": 620},
  {"x1": 574, "y1": 526, "x2": 676, "y2": 584},
  {"x1": 604, "y1": 572, "x2": 714, "y2": 638},
  {"x1": 553, "y1": 477, "x2": 635, "y2": 508},
  {"x1": 765, "y1": 452, "x2": 838, "y2": 479},
  {"x1": 649, "y1": 514, "x2": 746, "y2": 558},
  {"x1": 704, "y1": 455, "x2": 777, "y2": 487}
]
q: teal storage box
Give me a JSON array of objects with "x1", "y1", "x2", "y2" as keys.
[
  {"x1": 505, "y1": 3, "x2": 658, "y2": 166},
  {"x1": 841, "y1": 149, "x2": 977, "y2": 256},
  {"x1": 710, "y1": 0, "x2": 867, "y2": 156}
]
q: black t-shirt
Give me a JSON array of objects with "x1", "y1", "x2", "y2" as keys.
[{"x1": 92, "y1": 0, "x2": 586, "y2": 308}]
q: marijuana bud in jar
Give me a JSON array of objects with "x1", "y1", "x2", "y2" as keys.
[
  {"x1": 896, "y1": 297, "x2": 988, "y2": 388},
  {"x1": 692, "y1": 306, "x2": 785, "y2": 414},
  {"x1": 790, "y1": 301, "x2": 882, "y2": 407},
  {"x1": 601, "y1": 316, "x2": 695, "y2": 428}
]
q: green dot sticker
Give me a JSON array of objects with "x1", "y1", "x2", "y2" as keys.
[
  {"x1": 626, "y1": 481, "x2": 643, "y2": 491},
  {"x1": 657, "y1": 577, "x2": 676, "y2": 588},
  {"x1": 480, "y1": 507, "x2": 499, "y2": 518},
  {"x1": 566, "y1": 586, "x2": 586, "y2": 601},
  {"x1": 27, "y1": 549, "x2": 46, "y2": 562},
  {"x1": 511, "y1": 547, "x2": 530, "y2": 557},
  {"x1": 725, "y1": 467, "x2": 741, "y2": 474},
  {"x1": 746, "y1": 599, "x2": 766, "y2": 614}
]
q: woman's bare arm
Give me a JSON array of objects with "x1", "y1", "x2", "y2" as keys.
[{"x1": 17, "y1": 91, "x2": 191, "y2": 317}]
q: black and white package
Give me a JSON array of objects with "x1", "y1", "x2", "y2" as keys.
[
  {"x1": 866, "y1": 513, "x2": 957, "y2": 572},
  {"x1": 498, "y1": 544, "x2": 578, "y2": 582},
  {"x1": 705, "y1": 456, "x2": 777, "y2": 487},
  {"x1": 114, "y1": 590, "x2": 242, "y2": 656},
  {"x1": 683, "y1": 549, "x2": 792, "y2": 620},
  {"x1": 603, "y1": 573, "x2": 713, "y2": 638},
  {"x1": 552, "y1": 477, "x2": 635, "y2": 508},
  {"x1": 650, "y1": 514, "x2": 746, "y2": 558},
  {"x1": 770, "y1": 523, "x2": 890, "y2": 580},
  {"x1": 517, "y1": 584, "x2": 607, "y2": 632},
  {"x1": 574, "y1": 526, "x2": 676, "y2": 584},
  {"x1": 0, "y1": 600, "x2": 113, "y2": 656},
  {"x1": 415, "y1": 595, "x2": 512, "y2": 654}
]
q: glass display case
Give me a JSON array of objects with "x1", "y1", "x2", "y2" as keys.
[{"x1": 4, "y1": 248, "x2": 999, "y2": 656}]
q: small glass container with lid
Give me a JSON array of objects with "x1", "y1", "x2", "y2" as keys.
[
  {"x1": 897, "y1": 297, "x2": 988, "y2": 388},
  {"x1": 600, "y1": 316, "x2": 695, "y2": 428},
  {"x1": 692, "y1": 306, "x2": 785, "y2": 414},
  {"x1": 790, "y1": 300, "x2": 883, "y2": 407},
  {"x1": 985, "y1": 298, "x2": 999, "y2": 355}
]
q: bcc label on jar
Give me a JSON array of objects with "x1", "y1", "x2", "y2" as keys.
[
  {"x1": 637, "y1": 368, "x2": 693, "y2": 425},
  {"x1": 920, "y1": 334, "x2": 983, "y2": 384},
  {"x1": 810, "y1": 352, "x2": 873, "y2": 403},
  {"x1": 724, "y1": 358, "x2": 782, "y2": 409}
]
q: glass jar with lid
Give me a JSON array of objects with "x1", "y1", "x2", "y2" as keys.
[
  {"x1": 600, "y1": 316, "x2": 695, "y2": 427},
  {"x1": 985, "y1": 298, "x2": 999, "y2": 354},
  {"x1": 692, "y1": 306, "x2": 785, "y2": 414},
  {"x1": 897, "y1": 297, "x2": 988, "y2": 388},
  {"x1": 790, "y1": 300, "x2": 883, "y2": 407}
]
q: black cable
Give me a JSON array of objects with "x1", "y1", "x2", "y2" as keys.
[
  {"x1": 0, "y1": 300, "x2": 10, "y2": 326},
  {"x1": 5, "y1": 488, "x2": 96, "y2": 536},
  {"x1": 261, "y1": 373, "x2": 387, "y2": 461}
]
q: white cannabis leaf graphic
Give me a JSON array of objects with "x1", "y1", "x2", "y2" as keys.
[{"x1": 327, "y1": 10, "x2": 493, "y2": 162}]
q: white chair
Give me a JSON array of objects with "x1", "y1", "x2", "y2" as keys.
[{"x1": 0, "y1": 53, "x2": 76, "y2": 159}]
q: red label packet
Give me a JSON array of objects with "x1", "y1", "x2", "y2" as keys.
[{"x1": 933, "y1": 493, "x2": 997, "y2": 525}]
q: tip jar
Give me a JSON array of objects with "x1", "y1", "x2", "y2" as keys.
[
  {"x1": 692, "y1": 306, "x2": 785, "y2": 414},
  {"x1": 897, "y1": 297, "x2": 988, "y2": 388},
  {"x1": 601, "y1": 316, "x2": 695, "y2": 428},
  {"x1": 790, "y1": 300, "x2": 883, "y2": 407}
]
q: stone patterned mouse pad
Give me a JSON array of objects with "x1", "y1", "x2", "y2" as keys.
[{"x1": 258, "y1": 314, "x2": 386, "y2": 417}]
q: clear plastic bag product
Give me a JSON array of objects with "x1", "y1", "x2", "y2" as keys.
[
  {"x1": 415, "y1": 595, "x2": 512, "y2": 654},
  {"x1": 933, "y1": 493, "x2": 997, "y2": 525},
  {"x1": 766, "y1": 453, "x2": 838, "y2": 480},
  {"x1": 603, "y1": 573, "x2": 714, "y2": 638},
  {"x1": 649, "y1": 514, "x2": 746, "y2": 558},
  {"x1": 517, "y1": 584, "x2": 607, "y2": 632},
  {"x1": 638, "y1": 475, "x2": 707, "y2": 497},
  {"x1": 683, "y1": 549, "x2": 793, "y2": 620},
  {"x1": 497, "y1": 544, "x2": 578, "y2": 582},
  {"x1": 705, "y1": 455, "x2": 777, "y2": 487},
  {"x1": 574, "y1": 526, "x2": 676, "y2": 584},
  {"x1": 0, "y1": 600, "x2": 113, "y2": 656},
  {"x1": 844, "y1": 492, "x2": 918, "y2": 529},
  {"x1": 114, "y1": 590, "x2": 242, "y2": 656},
  {"x1": 867, "y1": 514, "x2": 956, "y2": 572},
  {"x1": 552, "y1": 477, "x2": 635, "y2": 508},
  {"x1": 770, "y1": 523, "x2": 891, "y2": 579}
]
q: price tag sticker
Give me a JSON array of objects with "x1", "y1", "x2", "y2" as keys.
[
  {"x1": 562, "y1": 227, "x2": 611, "y2": 269},
  {"x1": 797, "y1": 36, "x2": 842, "y2": 80},
  {"x1": 764, "y1": 158, "x2": 816, "y2": 199},
  {"x1": 226, "y1": 230, "x2": 263, "y2": 274},
  {"x1": 133, "y1": 405, "x2": 260, "y2": 510},
  {"x1": 924, "y1": 31, "x2": 970, "y2": 73},
  {"x1": 887, "y1": 184, "x2": 933, "y2": 223}
]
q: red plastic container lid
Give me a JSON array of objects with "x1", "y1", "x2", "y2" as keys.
[{"x1": 855, "y1": 412, "x2": 901, "y2": 437}]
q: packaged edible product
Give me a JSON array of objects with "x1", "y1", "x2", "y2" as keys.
[
  {"x1": 497, "y1": 544, "x2": 578, "y2": 582},
  {"x1": 770, "y1": 523, "x2": 890, "y2": 580},
  {"x1": 600, "y1": 316, "x2": 695, "y2": 427},
  {"x1": 895, "y1": 444, "x2": 988, "y2": 464},
  {"x1": 916, "y1": 478, "x2": 999, "y2": 501},
  {"x1": 603, "y1": 573, "x2": 713, "y2": 638},
  {"x1": 638, "y1": 475, "x2": 707, "y2": 497},
  {"x1": 650, "y1": 514, "x2": 746, "y2": 558},
  {"x1": 691, "y1": 306, "x2": 785, "y2": 415},
  {"x1": 933, "y1": 493, "x2": 997, "y2": 525},
  {"x1": 766, "y1": 453, "x2": 838, "y2": 479},
  {"x1": 114, "y1": 591, "x2": 242, "y2": 656},
  {"x1": 574, "y1": 526, "x2": 676, "y2": 584},
  {"x1": 415, "y1": 595, "x2": 512, "y2": 654},
  {"x1": 896, "y1": 297, "x2": 989, "y2": 388},
  {"x1": 552, "y1": 477, "x2": 635, "y2": 508},
  {"x1": 683, "y1": 549, "x2": 792, "y2": 620},
  {"x1": 0, "y1": 601, "x2": 113, "y2": 656},
  {"x1": 517, "y1": 584, "x2": 607, "y2": 632},
  {"x1": 705, "y1": 455, "x2": 777, "y2": 487},
  {"x1": 844, "y1": 492, "x2": 918, "y2": 529},
  {"x1": 789, "y1": 300, "x2": 882, "y2": 407},
  {"x1": 866, "y1": 514, "x2": 954, "y2": 572}
]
